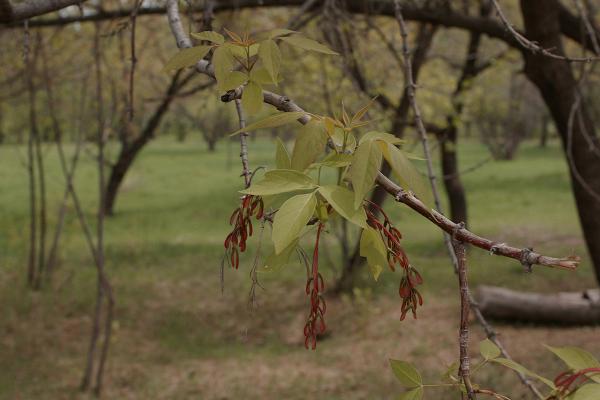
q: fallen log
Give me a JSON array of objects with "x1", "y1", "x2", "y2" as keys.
[{"x1": 476, "y1": 285, "x2": 600, "y2": 325}]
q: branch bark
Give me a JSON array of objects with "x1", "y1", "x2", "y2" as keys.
[{"x1": 0, "y1": 0, "x2": 85, "y2": 23}]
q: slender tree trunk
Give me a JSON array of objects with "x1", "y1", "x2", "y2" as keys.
[
  {"x1": 33, "y1": 127, "x2": 47, "y2": 289},
  {"x1": 520, "y1": 0, "x2": 600, "y2": 284},
  {"x1": 436, "y1": 1, "x2": 491, "y2": 226},
  {"x1": 539, "y1": 114, "x2": 549, "y2": 147},
  {"x1": 24, "y1": 24, "x2": 38, "y2": 289},
  {"x1": 104, "y1": 71, "x2": 186, "y2": 215},
  {"x1": 440, "y1": 125, "x2": 468, "y2": 224}
]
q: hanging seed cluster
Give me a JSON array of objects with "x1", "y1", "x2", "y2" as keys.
[
  {"x1": 304, "y1": 223, "x2": 327, "y2": 350},
  {"x1": 224, "y1": 195, "x2": 263, "y2": 269},
  {"x1": 365, "y1": 202, "x2": 424, "y2": 320}
]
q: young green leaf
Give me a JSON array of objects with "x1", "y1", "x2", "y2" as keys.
[
  {"x1": 390, "y1": 359, "x2": 423, "y2": 388},
  {"x1": 191, "y1": 31, "x2": 225, "y2": 44},
  {"x1": 318, "y1": 185, "x2": 368, "y2": 228},
  {"x1": 275, "y1": 137, "x2": 291, "y2": 169},
  {"x1": 272, "y1": 192, "x2": 317, "y2": 253},
  {"x1": 220, "y1": 71, "x2": 248, "y2": 91},
  {"x1": 378, "y1": 141, "x2": 432, "y2": 207},
  {"x1": 491, "y1": 358, "x2": 556, "y2": 389},
  {"x1": 312, "y1": 153, "x2": 353, "y2": 168},
  {"x1": 242, "y1": 80, "x2": 263, "y2": 115},
  {"x1": 280, "y1": 35, "x2": 339, "y2": 55},
  {"x1": 258, "y1": 39, "x2": 281, "y2": 84},
  {"x1": 546, "y1": 346, "x2": 600, "y2": 383},
  {"x1": 360, "y1": 227, "x2": 388, "y2": 281},
  {"x1": 479, "y1": 339, "x2": 501, "y2": 360},
  {"x1": 250, "y1": 66, "x2": 280, "y2": 85},
  {"x1": 291, "y1": 121, "x2": 328, "y2": 171},
  {"x1": 266, "y1": 28, "x2": 297, "y2": 39},
  {"x1": 260, "y1": 239, "x2": 298, "y2": 272},
  {"x1": 212, "y1": 45, "x2": 234, "y2": 89},
  {"x1": 163, "y1": 45, "x2": 211, "y2": 71},
  {"x1": 229, "y1": 112, "x2": 306, "y2": 135},
  {"x1": 352, "y1": 98, "x2": 377, "y2": 123},
  {"x1": 397, "y1": 387, "x2": 423, "y2": 400},
  {"x1": 331, "y1": 128, "x2": 357, "y2": 152},
  {"x1": 240, "y1": 169, "x2": 316, "y2": 196},
  {"x1": 360, "y1": 131, "x2": 405, "y2": 145},
  {"x1": 351, "y1": 139, "x2": 383, "y2": 209}
]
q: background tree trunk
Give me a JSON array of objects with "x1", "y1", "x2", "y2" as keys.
[{"x1": 520, "y1": 0, "x2": 600, "y2": 285}]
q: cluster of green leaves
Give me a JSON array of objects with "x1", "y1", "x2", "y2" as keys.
[
  {"x1": 233, "y1": 102, "x2": 431, "y2": 279},
  {"x1": 391, "y1": 340, "x2": 600, "y2": 399},
  {"x1": 164, "y1": 28, "x2": 338, "y2": 115}
]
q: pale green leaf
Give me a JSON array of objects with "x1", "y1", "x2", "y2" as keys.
[
  {"x1": 258, "y1": 39, "x2": 281, "y2": 84},
  {"x1": 163, "y1": 45, "x2": 211, "y2": 71},
  {"x1": 331, "y1": 128, "x2": 357, "y2": 152},
  {"x1": 492, "y1": 358, "x2": 556, "y2": 389},
  {"x1": 480, "y1": 339, "x2": 501, "y2": 360},
  {"x1": 318, "y1": 185, "x2": 368, "y2": 229},
  {"x1": 570, "y1": 384, "x2": 600, "y2": 400},
  {"x1": 219, "y1": 71, "x2": 248, "y2": 91},
  {"x1": 546, "y1": 346, "x2": 600, "y2": 383},
  {"x1": 351, "y1": 139, "x2": 383, "y2": 209},
  {"x1": 397, "y1": 387, "x2": 423, "y2": 400},
  {"x1": 291, "y1": 121, "x2": 328, "y2": 171},
  {"x1": 312, "y1": 153, "x2": 353, "y2": 168},
  {"x1": 280, "y1": 35, "x2": 339, "y2": 55},
  {"x1": 241, "y1": 169, "x2": 316, "y2": 196},
  {"x1": 250, "y1": 67, "x2": 281, "y2": 85},
  {"x1": 242, "y1": 80, "x2": 263, "y2": 115},
  {"x1": 272, "y1": 192, "x2": 317, "y2": 254},
  {"x1": 379, "y1": 141, "x2": 432, "y2": 207},
  {"x1": 266, "y1": 28, "x2": 297, "y2": 39},
  {"x1": 360, "y1": 227, "x2": 388, "y2": 281},
  {"x1": 390, "y1": 359, "x2": 423, "y2": 388},
  {"x1": 360, "y1": 131, "x2": 405, "y2": 145},
  {"x1": 212, "y1": 45, "x2": 235, "y2": 89},
  {"x1": 229, "y1": 112, "x2": 306, "y2": 135},
  {"x1": 262, "y1": 192, "x2": 294, "y2": 210},
  {"x1": 191, "y1": 31, "x2": 224, "y2": 44},
  {"x1": 275, "y1": 138, "x2": 291, "y2": 169},
  {"x1": 260, "y1": 239, "x2": 298, "y2": 272}
]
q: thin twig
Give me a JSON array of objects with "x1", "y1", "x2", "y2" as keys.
[
  {"x1": 454, "y1": 240, "x2": 475, "y2": 399},
  {"x1": 490, "y1": 0, "x2": 598, "y2": 62},
  {"x1": 392, "y1": 3, "x2": 546, "y2": 398},
  {"x1": 164, "y1": 0, "x2": 579, "y2": 273},
  {"x1": 128, "y1": 0, "x2": 144, "y2": 122},
  {"x1": 234, "y1": 99, "x2": 252, "y2": 187}
]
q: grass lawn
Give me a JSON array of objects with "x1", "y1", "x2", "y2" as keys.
[{"x1": 0, "y1": 135, "x2": 598, "y2": 399}]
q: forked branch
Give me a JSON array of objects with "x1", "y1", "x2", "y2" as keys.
[{"x1": 164, "y1": 0, "x2": 578, "y2": 272}]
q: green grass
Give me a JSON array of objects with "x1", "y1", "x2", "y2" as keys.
[{"x1": 0, "y1": 136, "x2": 597, "y2": 399}]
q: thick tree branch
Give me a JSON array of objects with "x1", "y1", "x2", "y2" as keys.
[
  {"x1": 165, "y1": 0, "x2": 578, "y2": 273},
  {"x1": 0, "y1": 0, "x2": 85, "y2": 23}
]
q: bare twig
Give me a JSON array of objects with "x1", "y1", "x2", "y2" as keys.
[
  {"x1": 234, "y1": 99, "x2": 252, "y2": 187},
  {"x1": 164, "y1": 0, "x2": 579, "y2": 273},
  {"x1": 128, "y1": 0, "x2": 144, "y2": 122},
  {"x1": 491, "y1": 0, "x2": 598, "y2": 62},
  {"x1": 454, "y1": 240, "x2": 475, "y2": 399},
  {"x1": 23, "y1": 20, "x2": 38, "y2": 288},
  {"x1": 41, "y1": 41, "x2": 98, "y2": 276},
  {"x1": 81, "y1": 22, "x2": 115, "y2": 396}
]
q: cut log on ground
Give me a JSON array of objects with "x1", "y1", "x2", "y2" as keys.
[{"x1": 477, "y1": 285, "x2": 600, "y2": 325}]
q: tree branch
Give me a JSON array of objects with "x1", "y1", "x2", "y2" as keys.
[
  {"x1": 165, "y1": 0, "x2": 579, "y2": 269},
  {"x1": 0, "y1": 0, "x2": 86, "y2": 23}
]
